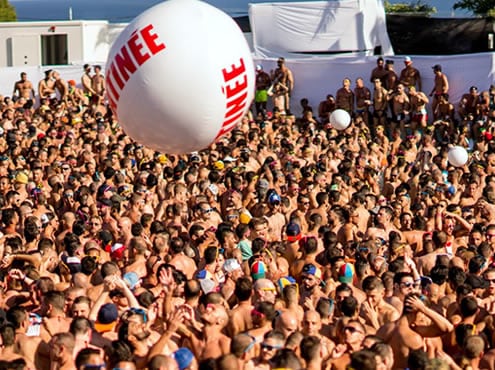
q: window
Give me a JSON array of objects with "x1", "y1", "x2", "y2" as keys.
[{"x1": 41, "y1": 34, "x2": 68, "y2": 65}]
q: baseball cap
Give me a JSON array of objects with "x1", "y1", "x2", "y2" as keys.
[
  {"x1": 199, "y1": 278, "x2": 216, "y2": 294},
  {"x1": 95, "y1": 303, "x2": 118, "y2": 333},
  {"x1": 256, "y1": 64, "x2": 263, "y2": 71},
  {"x1": 223, "y1": 258, "x2": 241, "y2": 273},
  {"x1": 173, "y1": 348, "x2": 194, "y2": 370},
  {"x1": 123, "y1": 272, "x2": 140, "y2": 290},
  {"x1": 214, "y1": 160, "x2": 225, "y2": 170},
  {"x1": 109, "y1": 243, "x2": 126, "y2": 260},
  {"x1": 239, "y1": 210, "x2": 252, "y2": 225},
  {"x1": 268, "y1": 192, "x2": 281, "y2": 204},
  {"x1": 15, "y1": 172, "x2": 28, "y2": 184},
  {"x1": 207, "y1": 183, "x2": 219, "y2": 196},
  {"x1": 251, "y1": 260, "x2": 267, "y2": 280},
  {"x1": 302, "y1": 264, "x2": 322, "y2": 279},
  {"x1": 277, "y1": 276, "x2": 297, "y2": 293},
  {"x1": 404, "y1": 56, "x2": 412, "y2": 63},
  {"x1": 286, "y1": 222, "x2": 301, "y2": 242},
  {"x1": 223, "y1": 156, "x2": 237, "y2": 163},
  {"x1": 196, "y1": 269, "x2": 214, "y2": 280},
  {"x1": 257, "y1": 178, "x2": 269, "y2": 189},
  {"x1": 338, "y1": 263, "x2": 355, "y2": 284},
  {"x1": 97, "y1": 184, "x2": 114, "y2": 197}
]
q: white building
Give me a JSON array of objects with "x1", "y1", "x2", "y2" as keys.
[{"x1": 0, "y1": 20, "x2": 126, "y2": 67}]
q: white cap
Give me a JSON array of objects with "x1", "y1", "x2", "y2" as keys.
[
  {"x1": 223, "y1": 258, "x2": 241, "y2": 273},
  {"x1": 404, "y1": 56, "x2": 412, "y2": 62},
  {"x1": 256, "y1": 64, "x2": 262, "y2": 71}
]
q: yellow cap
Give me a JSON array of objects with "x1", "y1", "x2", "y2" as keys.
[
  {"x1": 239, "y1": 210, "x2": 252, "y2": 225},
  {"x1": 214, "y1": 160, "x2": 225, "y2": 170},
  {"x1": 15, "y1": 172, "x2": 28, "y2": 184}
]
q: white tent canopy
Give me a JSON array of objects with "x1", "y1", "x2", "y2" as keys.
[{"x1": 249, "y1": 0, "x2": 394, "y2": 58}]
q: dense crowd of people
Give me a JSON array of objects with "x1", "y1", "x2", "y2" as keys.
[{"x1": 0, "y1": 55, "x2": 494, "y2": 370}]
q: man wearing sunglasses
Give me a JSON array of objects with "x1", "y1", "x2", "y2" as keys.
[{"x1": 253, "y1": 330, "x2": 285, "y2": 369}]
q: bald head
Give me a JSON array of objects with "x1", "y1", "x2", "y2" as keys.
[
  {"x1": 302, "y1": 310, "x2": 321, "y2": 335},
  {"x1": 275, "y1": 310, "x2": 298, "y2": 336},
  {"x1": 148, "y1": 355, "x2": 179, "y2": 370},
  {"x1": 217, "y1": 354, "x2": 240, "y2": 370},
  {"x1": 62, "y1": 212, "x2": 76, "y2": 227},
  {"x1": 254, "y1": 278, "x2": 275, "y2": 290},
  {"x1": 113, "y1": 362, "x2": 136, "y2": 370},
  {"x1": 72, "y1": 273, "x2": 89, "y2": 289}
]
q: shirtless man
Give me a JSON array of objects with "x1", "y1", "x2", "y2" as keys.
[
  {"x1": 81, "y1": 64, "x2": 96, "y2": 101},
  {"x1": 123, "y1": 237, "x2": 148, "y2": 278},
  {"x1": 409, "y1": 86, "x2": 429, "y2": 131},
  {"x1": 265, "y1": 193, "x2": 285, "y2": 241},
  {"x1": 50, "y1": 333, "x2": 75, "y2": 370},
  {"x1": 365, "y1": 206, "x2": 402, "y2": 242},
  {"x1": 38, "y1": 70, "x2": 56, "y2": 100},
  {"x1": 0, "y1": 323, "x2": 35, "y2": 368},
  {"x1": 378, "y1": 293, "x2": 453, "y2": 370},
  {"x1": 168, "y1": 236, "x2": 197, "y2": 279},
  {"x1": 429, "y1": 64, "x2": 449, "y2": 113},
  {"x1": 7, "y1": 307, "x2": 44, "y2": 369},
  {"x1": 302, "y1": 310, "x2": 335, "y2": 361},
  {"x1": 186, "y1": 303, "x2": 231, "y2": 361},
  {"x1": 399, "y1": 56, "x2": 421, "y2": 91},
  {"x1": 39, "y1": 291, "x2": 72, "y2": 343},
  {"x1": 13, "y1": 72, "x2": 35, "y2": 102},
  {"x1": 372, "y1": 78, "x2": 389, "y2": 127},
  {"x1": 326, "y1": 320, "x2": 365, "y2": 370},
  {"x1": 360, "y1": 276, "x2": 400, "y2": 332},
  {"x1": 53, "y1": 71, "x2": 68, "y2": 101},
  {"x1": 389, "y1": 83, "x2": 410, "y2": 136},
  {"x1": 228, "y1": 277, "x2": 254, "y2": 336},
  {"x1": 92, "y1": 65, "x2": 106, "y2": 102},
  {"x1": 299, "y1": 264, "x2": 327, "y2": 308},
  {"x1": 271, "y1": 57, "x2": 294, "y2": 114}
]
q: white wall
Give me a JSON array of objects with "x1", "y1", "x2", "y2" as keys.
[
  {"x1": 80, "y1": 22, "x2": 111, "y2": 65},
  {"x1": 0, "y1": 53, "x2": 494, "y2": 119}
]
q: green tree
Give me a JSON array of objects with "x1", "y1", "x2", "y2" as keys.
[
  {"x1": 453, "y1": 0, "x2": 495, "y2": 15},
  {"x1": 0, "y1": 0, "x2": 16, "y2": 21},
  {"x1": 385, "y1": 0, "x2": 436, "y2": 15}
]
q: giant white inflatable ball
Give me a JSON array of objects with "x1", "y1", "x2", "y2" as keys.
[
  {"x1": 448, "y1": 146, "x2": 468, "y2": 167},
  {"x1": 329, "y1": 109, "x2": 351, "y2": 130},
  {"x1": 105, "y1": 0, "x2": 255, "y2": 154}
]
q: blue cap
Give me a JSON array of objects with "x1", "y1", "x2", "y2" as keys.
[
  {"x1": 123, "y1": 272, "x2": 140, "y2": 290},
  {"x1": 173, "y1": 348, "x2": 194, "y2": 370},
  {"x1": 268, "y1": 192, "x2": 281, "y2": 204}
]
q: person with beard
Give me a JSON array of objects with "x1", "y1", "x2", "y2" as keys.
[
  {"x1": 119, "y1": 308, "x2": 161, "y2": 363},
  {"x1": 299, "y1": 263, "x2": 326, "y2": 308}
]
